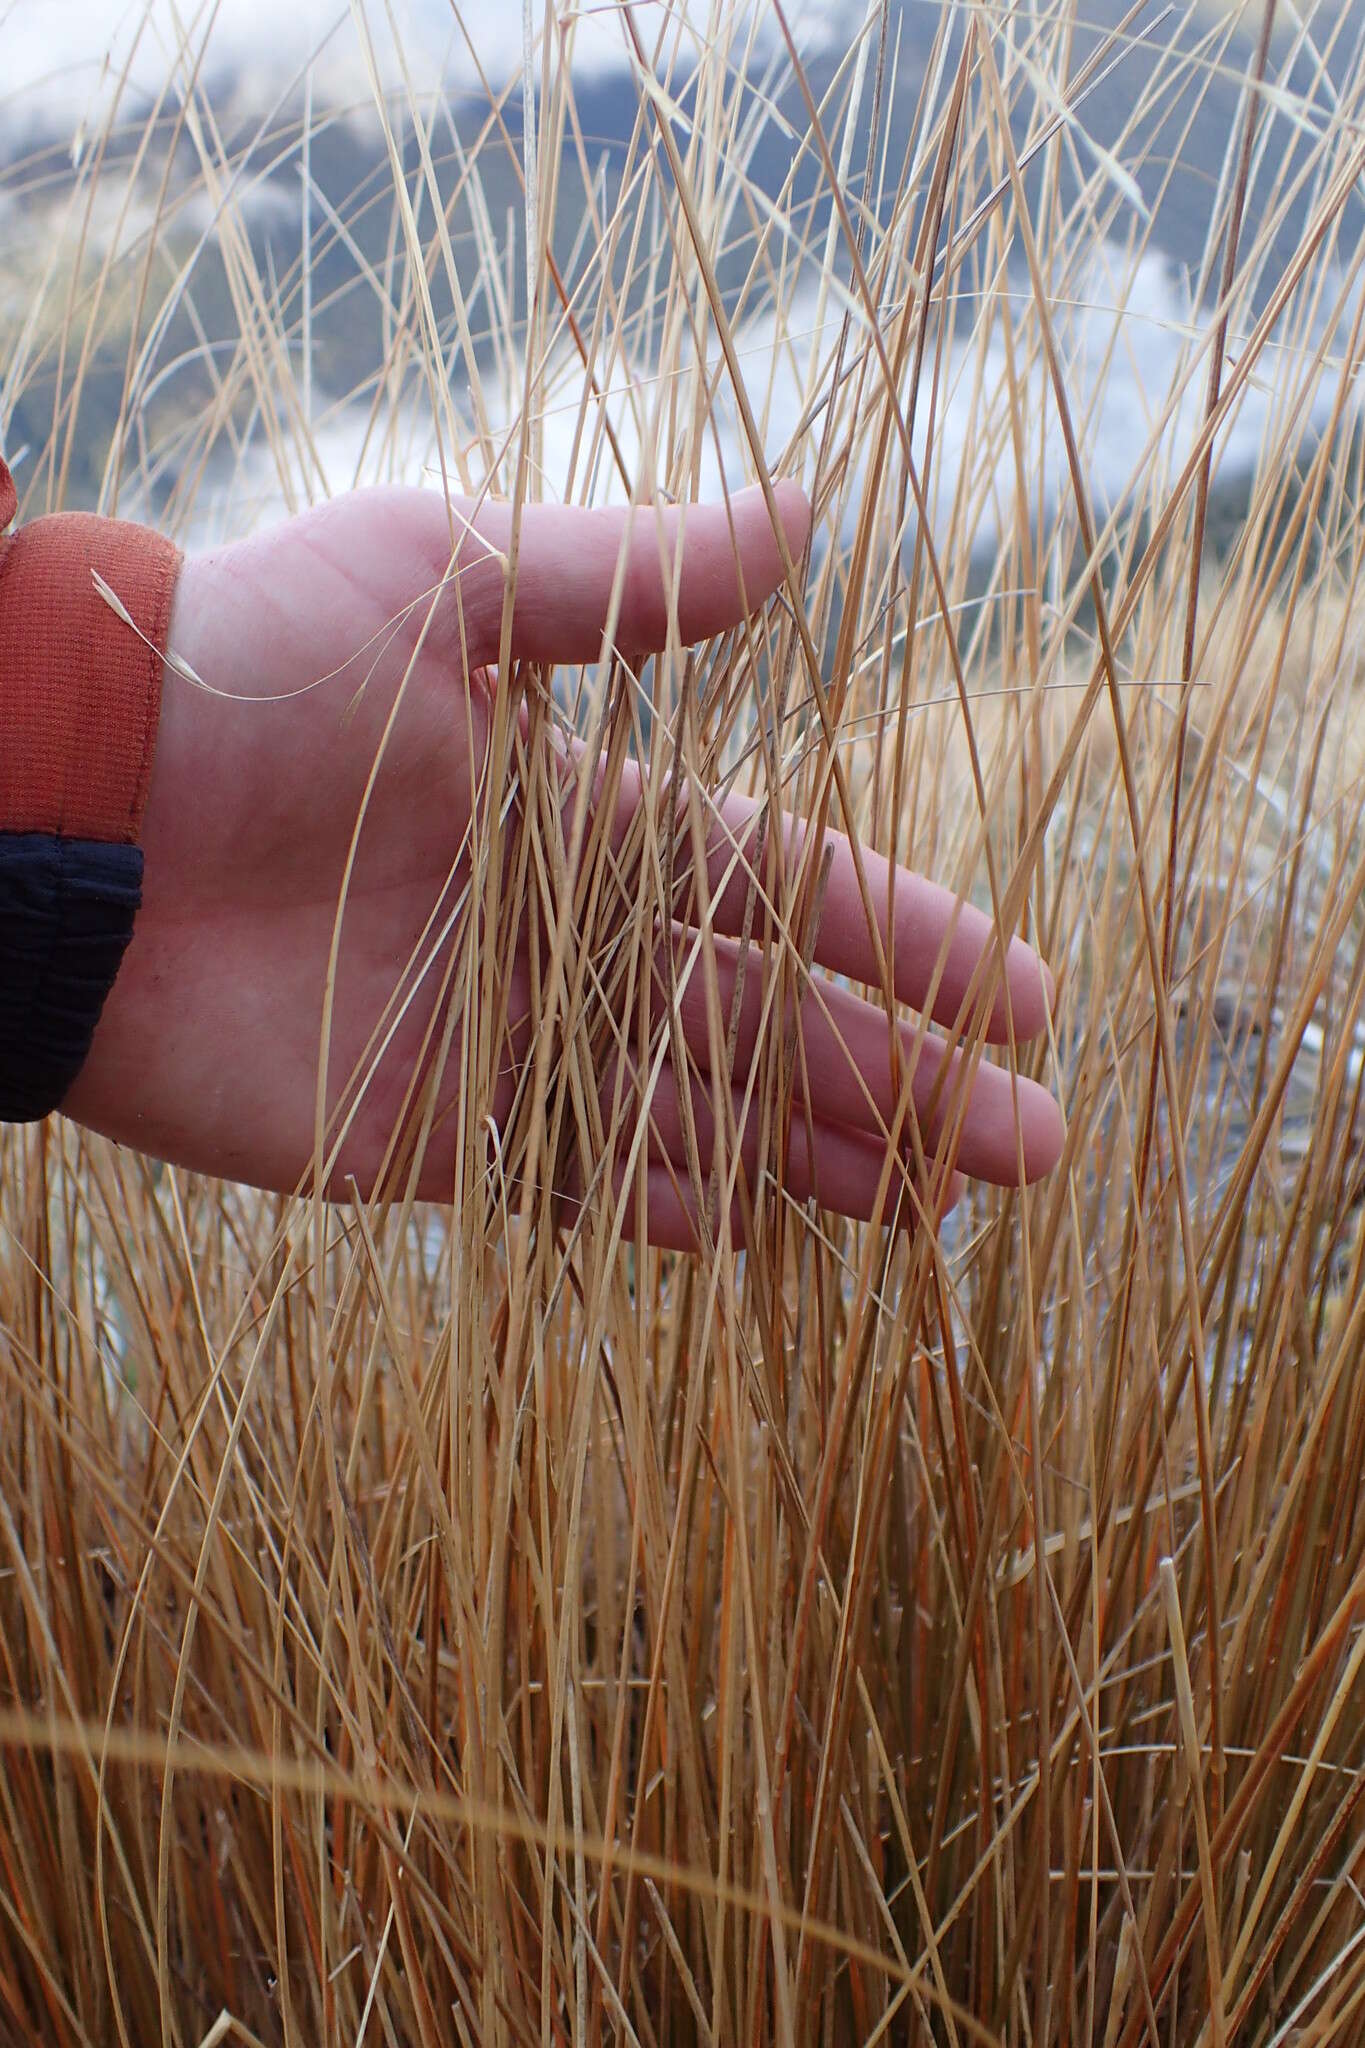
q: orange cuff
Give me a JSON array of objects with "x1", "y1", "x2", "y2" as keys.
[{"x1": 0, "y1": 457, "x2": 182, "y2": 843}]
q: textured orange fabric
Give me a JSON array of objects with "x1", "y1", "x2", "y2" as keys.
[{"x1": 0, "y1": 456, "x2": 182, "y2": 842}]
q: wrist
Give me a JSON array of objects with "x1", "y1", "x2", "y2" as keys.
[{"x1": 0, "y1": 461, "x2": 182, "y2": 1122}]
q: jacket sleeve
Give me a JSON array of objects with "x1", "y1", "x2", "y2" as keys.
[{"x1": 0, "y1": 456, "x2": 182, "y2": 1120}]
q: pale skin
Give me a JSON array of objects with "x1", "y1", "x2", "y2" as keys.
[{"x1": 62, "y1": 480, "x2": 1065, "y2": 1249}]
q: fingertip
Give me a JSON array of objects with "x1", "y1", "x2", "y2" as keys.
[
  {"x1": 997, "y1": 935, "x2": 1056, "y2": 1043},
  {"x1": 1034, "y1": 952, "x2": 1058, "y2": 1029},
  {"x1": 1022, "y1": 1089, "x2": 1066, "y2": 1184},
  {"x1": 725, "y1": 477, "x2": 810, "y2": 596},
  {"x1": 614, "y1": 479, "x2": 812, "y2": 654},
  {"x1": 767, "y1": 476, "x2": 812, "y2": 559}
]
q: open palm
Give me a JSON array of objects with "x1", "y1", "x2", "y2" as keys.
[{"x1": 63, "y1": 482, "x2": 1063, "y2": 1246}]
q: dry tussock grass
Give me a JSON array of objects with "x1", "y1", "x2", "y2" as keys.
[{"x1": 5, "y1": 0, "x2": 1365, "y2": 2041}]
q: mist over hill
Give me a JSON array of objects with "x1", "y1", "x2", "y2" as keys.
[{"x1": 3, "y1": 0, "x2": 1362, "y2": 536}]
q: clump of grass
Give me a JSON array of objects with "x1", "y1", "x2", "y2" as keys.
[{"x1": 5, "y1": 1, "x2": 1365, "y2": 2041}]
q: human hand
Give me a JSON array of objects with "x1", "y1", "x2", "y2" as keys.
[{"x1": 61, "y1": 482, "x2": 1064, "y2": 1246}]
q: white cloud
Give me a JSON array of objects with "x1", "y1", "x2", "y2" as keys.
[
  {"x1": 0, "y1": 0, "x2": 847, "y2": 143},
  {"x1": 175, "y1": 228, "x2": 1361, "y2": 563}
]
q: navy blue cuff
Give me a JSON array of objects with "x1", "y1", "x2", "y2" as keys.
[{"x1": 0, "y1": 833, "x2": 142, "y2": 1121}]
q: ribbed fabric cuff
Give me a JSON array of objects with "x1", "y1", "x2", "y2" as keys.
[
  {"x1": 0, "y1": 833, "x2": 143, "y2": 1121},
  {"x1": 0, "y1": 463, "x2": 181, "y2": 842},
  {"x1": 0, "y1": 454, "x2": 181, "y2": 1119}
]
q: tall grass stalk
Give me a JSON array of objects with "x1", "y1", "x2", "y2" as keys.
[{"x1": 4, "y1": 0, "x2": 1365, "y2": 2039}]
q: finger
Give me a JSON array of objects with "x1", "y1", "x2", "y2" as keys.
[
  {"x1": 652, "y1": 926, "x2": 1064, "y2": 1185},
  {"x1": 711, "y1": 786, "x2": 1055, "y2": 1044},
  {"x1": 679, "y1": 785, "x2": 1053, "y2": 1044},
  {"x1": 576, "y1": 1049, "x2": 956, "y2": 1238},
  {"x1": 591, "y1": 754, "x2": 1053, "y2": 1045},
  {"x1": 634, "y1": 1170, "x2": 736, "y2": 1255},
  {"x1": 455, "y1": 480, "x2": 811, "y2": 668},
  {"x1": 626, "y1": 1151, "x2": 967, "y2": 1256}
]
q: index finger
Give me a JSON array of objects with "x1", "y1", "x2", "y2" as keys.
[{"x1": 458, "y1": 480, "x2": 812, "y2": 667}]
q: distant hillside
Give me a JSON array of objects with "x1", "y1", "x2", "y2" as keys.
[{"x1": 3, "y1": 0, "x2": 1360, "y2": 522}]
